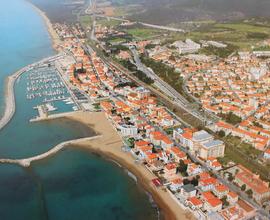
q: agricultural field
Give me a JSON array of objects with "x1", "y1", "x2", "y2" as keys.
[
  {"x1": 96, "y1": 18, "x2": 122, "y2": 27},
  {"x1": 79, "y1": 15, "x2": 93, "y2": 29},
  {"x1": 165, "y1": 21, "x2": 270, "y2": 51},
  {"x1": 124, "y1": 28, "x2": 166, "y2": 40}
]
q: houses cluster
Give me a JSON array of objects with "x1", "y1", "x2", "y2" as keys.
[
  {"x1": 80, "y1": 51, "x2": 258, "y2": 219},
  {"x1": 147, "y1": 45, "x2": 213, "y2": 79},
  {"x1": 95, "y1": 24, "x2": 127, "y2": 40},
  {"x1": 173, "y1": 128, "x2": 225, "y2": 160},
  {"x1": 52, "y1": 22, "x2": 269, "y2": 219},
  {"x1": 221, "y1": 165, "x2": 270, "y2": 206},
  {"x1": 185, "y1": 53, "x2": 270, "y2": 151},
  {"x1": 54, "y1": 23, "x2": 85, "y2": 40}
]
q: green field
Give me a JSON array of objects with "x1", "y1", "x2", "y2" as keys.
[
  {"x1": 108, "y1": 37, "x2": 127, "y2": 44},
  {"x1": 125, "y1": 28, "x2": 164, "y2": 40},
  {"x1": 79, "y1": 15, "x2": 92, "y2": 29},
  {"x1": 96, "y1": 18, "x2": 122, "y2": 27},
  {"x1": 166, "y1": 21, "x2": 270, "y2": 51},
  {"x1": 113, "y1": 4, "x2": 143, "y2": 17}
]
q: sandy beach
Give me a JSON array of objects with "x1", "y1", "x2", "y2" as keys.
[
  {"x1": 27, "y1": 1, "x2": 62, "y2": 52},
  {"x1": 64, "y1": 111, "x2": 195, "y2": 220}
]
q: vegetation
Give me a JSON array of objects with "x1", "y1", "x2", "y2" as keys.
[
  {"x1": 219, "y1": 112, "x2": 242, "y2": 125},
  {"x1": 218, "y1": 135, "x2": 270, "y2": 181},
  {"x1": 126, "y1": 137, "x2": 135, "y2": 148},
  {"x1": 253, "y1": 45, "x2": 270, "y2": 51},
  {"x1": 221, "y1": 196, "x2": 229, "y2": 207},
  {"x1": 119, "y1": 60, "x2": 154, "y2": 84},
  {"x1": 241, "y1": 184, "x2": 246, "y2": 191},
  {"x1": 247, "y1": 32, "x2": 269, "y2": 39},
  {"x1": 217, "y1": 130, "x2": 226, "y2": 138},
  {"x1": 199, "y1": 44, "x2": 238, "y2": 58},
  {"x1": 115, "y1": 81, "x2": 137, "y2": 88},
  {"x1": 246, "y1": 189, "x2": 253, "y2": 198},
  {"x1": 177, "y1": 160, "x2": 188, "y2": 176},
  {"x1": 96, "y1": 18, "x2": 122, "y2": 27},
  {"x1": 79, "y1": 15, "x2": 92, "y2": 28},
  {"x1": 140, "y1": 56, "x2": 184, "y2": 94},
  {"x1": 164, "y1": 21, "x2": 270, "y2": 50},
  {"x1": 123, "y1": 27, "x2": 164, "y2": 40},
  {"x1": 133, "y1": 70, "x2": 154, "y2": 84}
]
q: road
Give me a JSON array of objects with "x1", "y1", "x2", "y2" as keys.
[
  {"x1": 94, "y1": 15, "x2": 185, "y2": 33},
  {"x1": 130, "y1": 47, "x2": 217, "y2": 125},
  {"x1": 178, "y1": 145, "x2": 269, "y2": 218},
  {"x1": 72, "y1": 25, "x2": 269, "y2": 217}
]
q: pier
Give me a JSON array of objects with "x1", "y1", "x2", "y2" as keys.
[
  {"x1": 30, "y1": 110, "x2": 83, "y2": 122},
  {"x1": 0, "y1": 135, "x2": 101, "y2": 167},
  {"x1": 0, "y1": 53, "x2": 65, "y2": 131}
]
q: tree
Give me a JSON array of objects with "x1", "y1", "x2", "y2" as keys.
[
  {"x1": 225, "y1": 112, "x2": 242, "y2": 125},
  {"x1": 183, "y1": 179, "x2": 190, "y2": 185},
  {"x1": 190, "y1": 177, "x2": 199, "y2": 186},
  {"x1": 228, "y1": 173, "x2": 234, "y2": 182},
  {"x1": 152, "y1": 146, "x2": 157, "y2": 153},
  {"x1": 246, "y1": 189, "x2": 253, "y2": 198},
  {"x1": 221, "y1": 196, "x2": 229, "y2": 206},
  {"x1": 177, "y1": 160, "x2": 188, "y2": 176},
  {"x1": 218, "y1": 130, "x2": 226, "y2": 138},
  {"x1": 241, "y1": 184, "x2": 246, "y2": 191}
]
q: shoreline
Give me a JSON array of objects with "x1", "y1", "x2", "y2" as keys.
[
  {"x1": 0, "y1": 109, "x2": 194, "y2": 219},
  {"x1": 3, "y1": 2, "x2": 192, "y2": 219},
  {"x1": 65, "y1": 111, "x2": 195, "y2": 220},
  {"x1": 26, "y1": 0, "x2": 62, "y2": 52}
]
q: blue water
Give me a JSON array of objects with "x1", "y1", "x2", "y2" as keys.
[{"x1": 0, "y1": 0, "x2": 158, "y2": 219}]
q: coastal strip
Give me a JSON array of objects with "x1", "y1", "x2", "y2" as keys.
[
  {"x1": 26, "y1": 0, "x2": 62, "y2": 52},
  {"x1": 0, "y1": 135, "x2": 101, "y2": 167},
  {"x1": 0, "y1": 109, "x2": 194, "y2": 220},
  {"x1": 0, "y1": 54, "x2": 64, "y2": 131}
]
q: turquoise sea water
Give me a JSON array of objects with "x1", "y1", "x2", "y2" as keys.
[{"x1": 0, "y1": 0, "x2": 158, "y2": 219}]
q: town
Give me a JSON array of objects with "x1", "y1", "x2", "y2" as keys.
[{"x1": 42, "y1": 14, "x2": 270, "y2": 219}]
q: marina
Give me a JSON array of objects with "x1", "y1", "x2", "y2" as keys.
[{"x1": 24, "y1": 64, "x2": 80, "y2": 119}]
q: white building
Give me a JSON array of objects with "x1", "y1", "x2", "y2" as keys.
[
  {"x1": 172, "y1": 39, "x2": 201, "y2": 54},
  {"x1": 119, "y1": 124, "x2": 138, "y2": 137}
]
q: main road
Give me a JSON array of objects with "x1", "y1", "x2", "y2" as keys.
[
  {"x1": 130, "y1": 47, "x2": 218, "y2": 125},
  {"x1": 94, "y1": 14, "x2": 185, "y2": 33}
]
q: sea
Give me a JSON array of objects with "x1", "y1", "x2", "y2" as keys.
[{"x1": 0, "y1": 0, "x2": 158, "y2": 219}]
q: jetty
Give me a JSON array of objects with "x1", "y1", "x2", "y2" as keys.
[
  {"x1": 0, "y1": 135, "x2": 101, "y2": 167},
  {"x1": 0, "y1": 53, "x2": 64, "y2": 131},
  {"x1": 30, "y1": 110, "x2": 83, "y2": 122}
]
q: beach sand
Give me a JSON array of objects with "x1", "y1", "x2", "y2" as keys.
[
  {"x1": 65, "y1": 111, "x2": 195, "y2": 220},
  {"x1": 27, "y1": 1, "x2": 62, "y2": 52}
]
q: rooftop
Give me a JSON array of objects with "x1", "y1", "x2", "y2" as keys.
[
  {"x1": 193, "y1": 130, "x2": 212, "y2": 142},
  {"x1": 182, "y1": 184, "x2": 196, "y2": 193},
  {"x1": 203, "y1": 140, "x2": 224, "y2": 149}
]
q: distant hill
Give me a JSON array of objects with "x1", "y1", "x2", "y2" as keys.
[{"x1": 115, "y1": 0, "x2": 270, "y2": 25}]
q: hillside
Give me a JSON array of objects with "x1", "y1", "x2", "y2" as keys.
[{"x1": 111, "y1": 0, "x2": 270, "y2": 25}]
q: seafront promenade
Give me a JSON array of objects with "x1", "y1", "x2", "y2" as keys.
[
  {"x1": 0, "y1": 53, "x2": 64, "y2": 131},
  {"x1": 0, "y1": 135, "x2": 101, "y2": 167}
]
